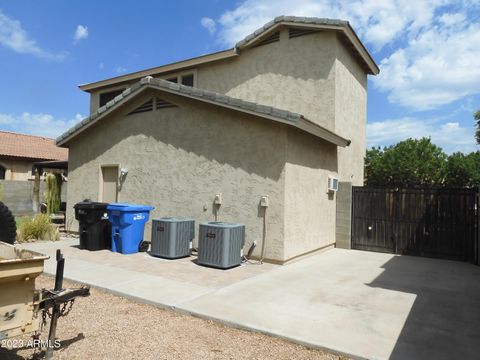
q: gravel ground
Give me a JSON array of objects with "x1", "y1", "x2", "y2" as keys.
[{"x1": 1, "y1": 275, "x2": 348, "y2": 360}]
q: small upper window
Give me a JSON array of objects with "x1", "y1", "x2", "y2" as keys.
[
  {"x1": 166, "y1": 77, "x2": 178, "y2": 83},
  {"x1": 181, "y1": 74, "x2": 194, "y2": 87},
  {"x1": 99, "y1": 89, "x2": 125, "y2": 107},
  {"x1": 0, "y1": 165, "x2": 6, "y2": 180}
]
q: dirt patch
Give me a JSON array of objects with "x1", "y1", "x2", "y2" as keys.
[{"x1": 1, "y1": 275, "x2": 348, "y2": 360}]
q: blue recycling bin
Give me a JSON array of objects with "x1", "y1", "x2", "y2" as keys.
[{"x1": 106, "y1": 203, "x2": 154, "y2": 254}]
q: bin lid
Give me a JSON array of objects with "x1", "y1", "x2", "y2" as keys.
[
  {"x1": 74, "y1": 201, "x2": 109, "y2": 210},
  {"x1": 107, "y1": 203, "x2": 154, "y2": 212}
]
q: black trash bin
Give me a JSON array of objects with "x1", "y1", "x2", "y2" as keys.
[{"x1": 74, "y1": 201, "x2": 111, "y2": 251}]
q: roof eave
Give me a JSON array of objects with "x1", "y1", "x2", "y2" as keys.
[
  {"x1": 56, "y1": 85, "x2": 150, "y2": 146},
  {"x1": 236, "y1": 19, "x2": 379, "y2": 76},
  {"x1": 78, "y1": 49, "x2": 238, "y2": 92},
  {"x1": 58, "y1": 79, "x2": 350, "y2": 148}
]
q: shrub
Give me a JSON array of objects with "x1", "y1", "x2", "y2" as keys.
[
  {"x1": 17, "y1": 214, "x2": 59, "y2": 242},
  {"x1": 45, "y1": 173, "x2": 62, "y2": 214}
]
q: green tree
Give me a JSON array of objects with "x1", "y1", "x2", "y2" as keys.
[
  {"x1": 365, "y1": 138, "x2": 447, "y2": 187},
  {"x1": 475, "y1": 109, "x2": 480, "y2": 144},
  {"x1": 445, "y1": 151, "x2": 480, "y2": 187}
]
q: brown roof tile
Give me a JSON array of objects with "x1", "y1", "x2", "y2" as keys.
[{"x1": 0, "y1": 131, "x2": 68, "y2": 161}]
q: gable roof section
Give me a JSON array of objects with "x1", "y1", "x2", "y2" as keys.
[
  {"x1": 79, "y1": 49, "x2": 238, "y2": 92},
  {"x1": 0, "y1": 131, "x2": 68, "y2": 161},
  {"x1": 236, "y1": 16, "x2": 379, "y2": 75},
  {"x1": 57, "y1": 77, "x2": 350, "y2": 148},
  {"x1": 78, "y1": 16, "x2": 378, "y2": 92}
]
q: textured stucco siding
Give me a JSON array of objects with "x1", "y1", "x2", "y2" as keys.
[
  {"x1": 197, "y1": 29, "x2": 337, "y2": 131},
  {"x1": 283, "y1": 128, "x2": 338, "y2": 260},
  {"x1": 334, "y1": 37, "x2": 367, "y2": 185},
  {"x1": 335, "y1": 181, "x2": 352, "y2": 249},
  {"x1": 67, "y1": 91, "x2": 287, "y2": 261},
  {"x1": 0, "y1": 159, "x2": 34, "y2": 181},
  {"x1": 0, "y1": 180, "x2": 67, "y2": 216}
]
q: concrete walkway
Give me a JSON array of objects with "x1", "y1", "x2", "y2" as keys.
[{"x1": 21, "y1": 238, "x2": 480, "y2": 360}]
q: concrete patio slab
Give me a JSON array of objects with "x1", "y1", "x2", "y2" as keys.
[{"x1": 20, "y1": 238, "x2": 480, "y2": 360}]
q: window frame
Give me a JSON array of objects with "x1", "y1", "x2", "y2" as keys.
[
  {"x1": 99, "y1": 88, "x2": 126, "y2": 108},
  {"x1": 161, "y1": 69, "x2": 197, "y2": 87}
]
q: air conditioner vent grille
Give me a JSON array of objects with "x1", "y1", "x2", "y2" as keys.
[
  {"x1": 328, "y1": 176, "x2": 339, "y2": 192},
  {"x1": 151, "y1": 218, "x2": 195, "y2": 259},
  {"x1": 198, "y1": 222, "x2": 245, "y2": 269}
]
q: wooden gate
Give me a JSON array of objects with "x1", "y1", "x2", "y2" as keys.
[{"x1": 351, "y1": 187, "x2": 478, "y2": 262}]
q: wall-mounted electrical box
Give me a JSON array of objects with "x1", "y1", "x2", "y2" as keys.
[
  {"x1": 214, "y1": 194, "x2": 222, "y2": 205},
  {"x1": 260, "y1": 196, "x2": 269, "y2": 208}
]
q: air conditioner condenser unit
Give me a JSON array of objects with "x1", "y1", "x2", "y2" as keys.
[
  {"x1": 151, "y1": 218, "x2": 195, "y2": 259},
  {"x1": 197, "y1": 222, "x2": 245, "y2": 269}
]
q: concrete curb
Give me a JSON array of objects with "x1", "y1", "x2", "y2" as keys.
[{"x1": 42, "y1": 272, "x2": 367, "y2": 360}]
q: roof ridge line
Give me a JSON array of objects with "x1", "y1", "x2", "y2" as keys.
[
  {"x1": 56, "y1": 77, "x2": 349, "y2": 148},
  {"x1": 0, "y1": 130, "x2": 56, "y2": 140}
]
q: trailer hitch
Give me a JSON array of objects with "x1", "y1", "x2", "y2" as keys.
[{"x1": 40, "y1": 250, "x2": 90, "y2": 360}]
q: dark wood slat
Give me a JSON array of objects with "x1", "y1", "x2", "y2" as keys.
[{"x1": 351, "y1": 187, "x2": 477, "y2": 262}]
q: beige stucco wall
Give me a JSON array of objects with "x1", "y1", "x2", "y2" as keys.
[
  {"x1": 80, "y1": 29, "x2": 370, "y2": 259},
  {"x1": 67, "y1": 90, "x2": 289, "y2": 261},
  {"x1": 0, "y1": 158, "x2": 33, "y2": 181},
  {"x1": 197, "y1": 29, "x2": 337, "y2": 131},
  {"x1": 334, "y1": 36, "x2": 368, "y2": 185},
  {"x1": 284, "y1": 129, "x2": 338, "y2": 260}
]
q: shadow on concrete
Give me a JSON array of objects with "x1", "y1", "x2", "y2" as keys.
[{"x1": 367, "y1": 255, "x2": 480, "y2": 359}]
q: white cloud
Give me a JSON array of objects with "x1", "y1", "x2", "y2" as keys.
[
  {"x1": 374, "y1": 17, "x2": 480, "y2": 110},
  {"x1": 0, "y1": 112, "x2": 82, "y2": 138},
  {"x1": 215, "y1": 0, "x2": 448, "y2": 50},
  {"x1": 201, "y1": 17, "x2": 216, "y2": 35},
  {"x1": 73, "y1": 25, "x2": 88, "y2": 43},
  {"x1": 438, "y1": 12, "x2": 467, "y2": 26},
  {"x1": 212, "y1": 0, "x2": 480, "y2": 111},
  {"x1": 0, "y1": 114, "x2": 15, "y2": 124},
  {"x1": 367, "y1": 117, "x2": 477, "y2": 153},
  {"x1": 0, "y1": 10, "x2": 64, "y2": 60},
  {"x1": 115, "y1": 66, "x2": 127, "y2": 74}
]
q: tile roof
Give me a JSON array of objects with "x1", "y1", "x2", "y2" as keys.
[
  {"x1": 0, "y1": 131, "x2": 68, "y2": 161},
  {"x1": 78, "y1": 16, "x2": 378, "y2": 92},
  {"x1": 235, "y1": 16, "x2": 348, "y2": 48},
  {"x1": 235, "y1": 15, "x2": 378, "y2": 75},
  {"x1": 57, "y1": 77, "x2": 350, "y2": 147}
]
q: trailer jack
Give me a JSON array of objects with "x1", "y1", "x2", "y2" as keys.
[{"x1": 39, "y1": 250, "x2": 90, "y2": 360}]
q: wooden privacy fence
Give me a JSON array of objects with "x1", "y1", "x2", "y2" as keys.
[{"x1": 351, "y1": 187, "x2": 478, "y2": 263}]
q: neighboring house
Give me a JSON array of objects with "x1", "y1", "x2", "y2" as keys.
[
  {"x1": 57, "y1": 16, "x2": 379, "y2": 264},
  {"x1": 0, "y1": 131, "x2": 68, "y2": 181}
]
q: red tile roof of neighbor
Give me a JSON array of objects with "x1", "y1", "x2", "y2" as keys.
[{"x1": 0, "y1": 131, "x2": 68, "y2": 161}]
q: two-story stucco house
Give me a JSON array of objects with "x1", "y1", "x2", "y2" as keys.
[{"x1": 56, "y1": 16, "x2": 379, "y2": 264}]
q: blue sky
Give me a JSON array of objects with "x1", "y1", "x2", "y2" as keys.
[{"x1": 0, "y1": 0, "x2": 479, "y2": 153}]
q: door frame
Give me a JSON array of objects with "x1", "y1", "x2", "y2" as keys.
[{"x1": 99, "y1": 164, "x2": 120, "y2": 202}]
